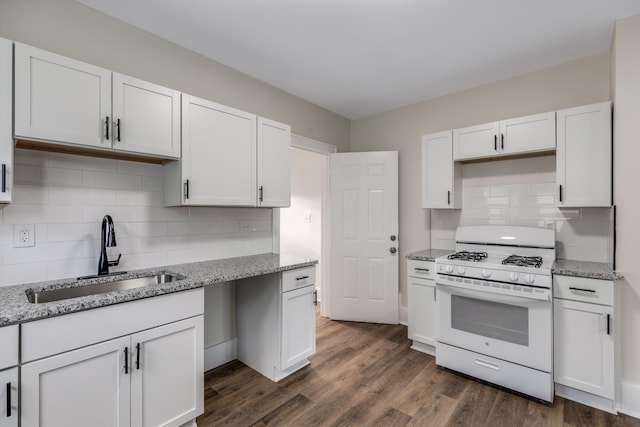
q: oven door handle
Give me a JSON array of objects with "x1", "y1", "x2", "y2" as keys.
[{"x1": 436, "y1": 281, "x2": 550, "y2": 303}]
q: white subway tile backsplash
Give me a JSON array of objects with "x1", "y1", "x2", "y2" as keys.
[
  {"x1": 0, "y1": 150, "x2": 274, "y2": 285},
  {"x1": 432, "y1": 156, "x2": 612, "y2": 263}
]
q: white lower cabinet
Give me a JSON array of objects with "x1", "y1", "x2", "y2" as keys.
[
  {"x1": 0, "y1": 367, "x2": 18, "y2": 427},
  {"x1": 553, "y1": 275, "x2": 618, "y2": 410},
  {"x1": 21, "y1": 289, "x2": 204, "y2": 427},
  {"x1": 237, "y1": 266, "x2": 317, "y2": 381},
  {"x1": 407, "y1": 260, "x2": 437, "y2": 355}
]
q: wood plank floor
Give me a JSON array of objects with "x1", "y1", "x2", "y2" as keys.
[{"x1": 197, "y1": 311, "x2": 640, "y2": 426}]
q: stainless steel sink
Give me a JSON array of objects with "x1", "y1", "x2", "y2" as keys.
[{"x1": 26, "y1": 273, "x2": 180, "y2": 304}]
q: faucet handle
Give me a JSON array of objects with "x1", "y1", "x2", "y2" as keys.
[{"x1": 108, "y1": 253, "x2": 122, "y2": 267}]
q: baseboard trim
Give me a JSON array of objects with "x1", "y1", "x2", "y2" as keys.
[
  {"x1": 399, "y1": 305, "x2": 408, "y2": 325},
  {"x1": 619, "y1": 381, "x2": 640, "y2": 419},
  {"x1": 204, "y1": 338, "x2": 238, "y2": 371},
  {"x1": 554, "y1": 383, "x2": 616, "y2": 414}
]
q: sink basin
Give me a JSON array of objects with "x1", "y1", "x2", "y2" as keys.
[{"x1": 26, "y1": 273, "x2": 180, "y2": 304}]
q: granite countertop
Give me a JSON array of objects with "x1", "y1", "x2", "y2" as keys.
[
  {"x1": 0, "y1": 253, "x2": 317, "y2": 327},
  {"x1": 406, "y1": 249, "x2": 452, "y2": 262},
  {"x1": 552, "y1": 259, "x2": 623, "y2": 281}
]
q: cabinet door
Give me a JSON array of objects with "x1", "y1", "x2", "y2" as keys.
[
  {"x1": 181, "y1": 95, "x2": 257, "y2": 206},
  {"x1": 131, "y1": 316, "x2": 203, "y2": 427},
  {"x1": 0, "y1": 368, "x2": 18, "y2": 427},
  {"x1": 407, "y1": 276, "x2": 437, "y2": 347},
  {"x1": 0, "y1": 38, "x2": 12, "y2": 204},
  {"x1": 21, "y1": 336, "x2": 131, "y2": 427},
  {"x1": 257, "y1": 117, "x2": 291, "y2": 207},
  {"x1": 453, "y1": 121, "x2": 500, "y2": 160},
  {"x1": 422, "y1": 131, "x2": 460, "y2": 208},
  {"x1": 14, "y1": 43, "x2": 111, "y2": 148},
  {"x1": 112, "y1": 73, "x2": 181, "y2": 159},
  {"x1": 554, "y1": 298, "x2": 614, "y2": 399},
  {"x1": 281, "y1": 285, "x2": 316, "y2": 370},
  {"x1": 556, "y1": 102, "x2": 612, "y2": 207},
  {"x1": 501, "y1": 111, "x2": 555, "y2": 155}
]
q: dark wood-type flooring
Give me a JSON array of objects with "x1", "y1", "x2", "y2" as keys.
[{"x1": 197, "y1": 310, "x2": 640, "y2": 426}]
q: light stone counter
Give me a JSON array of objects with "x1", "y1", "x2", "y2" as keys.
[
  {"x1": 552, "y1": 259, "x2": 623, "y2": 281},
  {"x1": 0, "y1": 253, "x2": 317, "y2": 327},
  {"x1": 406, "y1": 249, "x2": 452, "y2": 262}
]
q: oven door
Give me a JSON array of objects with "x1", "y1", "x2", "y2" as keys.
[{"x1": 436, "y1": 281, "x2": 552, "y2": 372}]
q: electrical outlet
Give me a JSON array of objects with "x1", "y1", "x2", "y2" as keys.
[
  {"x1": 14, "y1": 224, "x2": 35, "y2": 247},
  {"x1": 237, "y1": 221, "x2": 253, "y2": 232}
]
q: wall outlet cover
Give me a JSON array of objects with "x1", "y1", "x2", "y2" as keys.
[{"x1": 14, "y1": 224, "x2": 35, "y2": 247}]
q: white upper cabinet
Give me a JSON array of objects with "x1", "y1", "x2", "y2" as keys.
[
  {"x1": 14, "y1": 43, "x2": 180, "y2": 160},
  {"x1": 453, "y1": 111, "x2": 555, "y2": 161},
  {"x1": 164, "y1": 95, "x2": 291, "y2": 207},
  {"x1": 422, "y1": 131, "x2": 461, "y2": 209},
  {"x1": 111, "y1": 73, "x2": 181, "y2": 158},
  {"x1": 556, "y1": 101, "x2": 612, "y2": 207},
  {"x1": 257, "y1": 117, "x2": 291, "y2": 207},
  {"x1": 0, "y1": 38, "x2": 12, "y2": 204}
]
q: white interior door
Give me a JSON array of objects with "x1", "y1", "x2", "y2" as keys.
[{"x1": 329, "y1": 151, "x2": 399, "y2": 324}]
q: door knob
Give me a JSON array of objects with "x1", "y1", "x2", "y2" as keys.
[{"x1": 390, "y1": 247, "x2": 397, "y2": 254}]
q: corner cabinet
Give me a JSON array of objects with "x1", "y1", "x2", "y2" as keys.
[
  {"x1": 553, "y1": 275, "x2": 618, "y2": 412},
  {"x1": 164, "y1": 94, "x2": 291, "y2": 207},
  {"x1": 453, "y1": 111, "x2": 555, "y2": 161},
  {"x1": 20, "y1": 289, "x2": 204, "y2": 427},
  {"x1": 421, "y1": 131, "x2": 461, "y2": 209},
  {"x1": 13, "y1": 42, "x2": 180, "y2": 160},
  {"x1": 0, "y1": 38, "x2": 13, "y2": 204},
  {"x1": 407, "y1": 260, "x2": 437, "y2": 355},
  {"x1": 556, "y1": 101, "x2": 612, "y2": 207},
  {"x1": 237, "y1": 266, "x2": 316, "y2": 381}
]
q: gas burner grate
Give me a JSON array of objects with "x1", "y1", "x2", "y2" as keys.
[
  {"x1": 502, "y1": 255, "x2": 543, "y2": 268},
  {"x1": 447, "y1": 251, "x2": 488, "y2": 262}
]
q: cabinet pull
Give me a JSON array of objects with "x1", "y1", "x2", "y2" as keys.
[
  {"x1": 259, "y1": 186, "x2": 264, "y2": 203},
  {"x1": 447, "y1": 190, "x2": 451, "y2": 205},
  {"x1": 184, "y1": 180, "x2": 190, "y2": 199},
  {"x1": 569, "y1": 287, "x2": 596, "y2": 294},
  {"x1": 607, "y1": 313, "x2": 611, "y2": 335},
  {"x1": 136, "y1": 342, "x2": 141, "y2": 370},
  {"x1": 296, "y1": 275, "x2": 309, "y2": 281},
  {"x1": 116, "y1": 118, "x2": 121, "y2": 142},
  {"x1": 105, "y1": 116, "x2": 110, "y2": 140},
  {"x1": 559, "y1": 185, "x2": 563, "y2": 202},
  {"x1": 6, "y1": 382, "x2": 10, "y2": 417},
  {"x1": 501, "y1": 133, "x2": 504, "y2": 150},
  {"x1": 313, "y1": 290, "x2": 318, "y2": 306},
  {"x1": 415, "y1": 268, "x2": 430, "y2": 272},
  {"x1": 433, "y1": 286, "x2": 436, "y2": 301},
  {"x1": 494, "y1": 135, "x2": 497, "y2": 151},
  {"x1": 1, "y1": 163, "x2": 5, "y2": 193},
  {"x1": 124, "y1": 347, "x2": 129, "y2": 374}
]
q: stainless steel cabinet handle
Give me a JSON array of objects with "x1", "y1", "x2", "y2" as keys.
[
  {"x1": 313, "y1": 290, "x2": 318, "y2": 306},
  {"x1": 415, "y1": 268, "x2": 430, "y2": 272}
]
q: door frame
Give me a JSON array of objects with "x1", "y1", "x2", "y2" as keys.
[{"x1": 272, "y1": 134, "x2": 336, "y2": 318}]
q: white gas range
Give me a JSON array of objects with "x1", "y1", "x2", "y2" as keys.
[{"x1": 435, "y1": 225, "x2": 555, "y2": 402}]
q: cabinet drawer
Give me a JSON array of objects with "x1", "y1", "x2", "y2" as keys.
[
  {"x1": 282, "y1": 266, "x2": 316, "y2": 292},
  {"x1": 0, "y1": 325, "x2": 19, "y2": 370},
  {"x1": 553, "y1": 275, "x2": 613, "y2": 305},
  {"x1": 407, "y1": 260, "x2": 435, "y2": 280}
]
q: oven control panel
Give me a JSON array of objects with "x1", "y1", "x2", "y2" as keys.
[{"x1": 435, "y1": 262, "x2": 552, "y2": 289}]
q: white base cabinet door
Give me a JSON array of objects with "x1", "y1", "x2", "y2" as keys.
[
  {"x1": 21, "y1": 336, "x2": 131, "y2": 427},
  {"x1": 131, "y1": 316, "x2": 204, "y2": 427},
  {"x1": 554, "y1": 298, "x2": 614, "y2": 399},
  {"x1": 281, "y1": 285, "x2": 317, "y2": 370},
  {"x1": 407, "y1": 260, "x2": 437, "y2": 354},
  {"x1": 0, "y1": 368, "x2": 18, "y2": 427}
]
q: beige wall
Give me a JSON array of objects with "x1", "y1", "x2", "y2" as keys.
[
  {"x1": 611, "y1": 14, "x2": 640, "y2": 415},
  {"x1": 351, "y1": 53, "x2": 610, "y2": 310},
  {"x1": 0, "y1": 0, "x2": 350, "y2": 151}
]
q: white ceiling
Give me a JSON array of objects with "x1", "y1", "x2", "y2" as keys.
[{"x1": 78, "y1": 0, "x2": 640, "y2": 120}]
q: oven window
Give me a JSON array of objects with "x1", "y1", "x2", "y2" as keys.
[{"x1": 451, "y1": 295, "x2": 529, "y2": 346}]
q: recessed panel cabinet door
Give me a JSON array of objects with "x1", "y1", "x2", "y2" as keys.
[
  {"x1": 281, "y1": 286, "x2": 316, "y2": 370},
  {"x1": 257, "y1": 117, "x2": 291, "y2": 207},
  {"x1": 0, "y1": 367, "x2": 18, "y2": 427},
  {"x1": 181, "y1": 95, "x2": 257, "y2": 205},
  {"x1": 131, "y1": 316, "x2": 203, "y2": 427},
  {"x1": 112, "y1": 73, "x2": 180, "y2": 158},
  {"x1": 0, "y1": 38, "x2": 12, "y2": 204},
  {"x1": 21, "y1": 336, "x2": 131, "y2": 427},
  {"x1": 14, "y1": 43, "x2": 111, "y2": 148},
  {"x1": 422, "y1": 131, "x2": 460, "y2": 209},
  {"x1": 453, "y1": 121, "x2": 500, "y2": 160}
]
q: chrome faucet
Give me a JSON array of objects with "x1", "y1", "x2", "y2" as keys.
[{"x1": 98, "y1": 215, "x2": 121, "y2": 276}]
